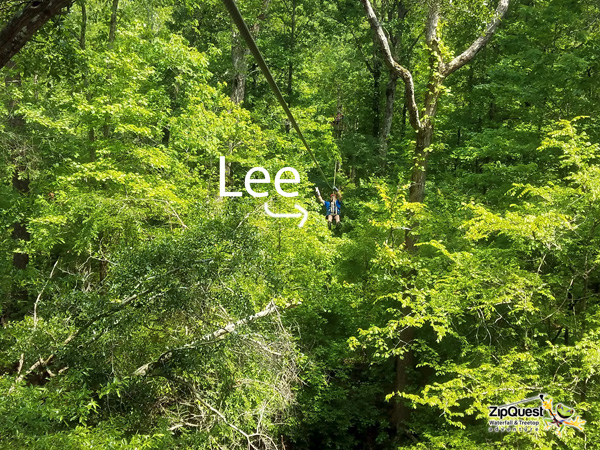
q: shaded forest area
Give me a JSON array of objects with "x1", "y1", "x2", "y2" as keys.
[{"x1": 1, "y1": 0, "x2": 599, "y2": 448}]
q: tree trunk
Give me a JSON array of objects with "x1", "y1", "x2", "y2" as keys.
[
  {"x1": 230, "y1": 0, "x2": 270, "y2": 106},
  {"x1": 391, "y1": 341, "x2": 414, "y2": 430},
  {"x1": 80, "y1": 0, "x2": 96, "y2": 161},
  {"x1": 399, "y1": 98, "x2": 407, "y2": 139},
  {"x1": 227, "y1": 0, "x2": 270, "y2": 183},
  {"x1": 391, "y1": 123, "x2": 433, "y2": 431},
  {"x1": 372, "y1": 54, "x2": 381, "y2": 137},
  {"x1": 228, "y1": 29, "x2": 249, "y2": 183},
  {"x1": 4, "y1": 61, "x2": 30, "y2": 324},
  {"x1": 286, "y1": 0, "x2": 296, "y2": 106},
  {"x1": 408, "y1": 125, "x2": 433, "y2": 204},
  {"x1": 103, "y1": 0, "x2": 119, "y2": 139},
  {"x1": 79, "y1": 1, "x2": 87, "y2": 50},
  {"x1": 379, "y1": 73, "x2": 398, "y2": 163},
  {"x1": 0, "y1": 0, "x2": 74, "y2": 70},
  {"x1": 108, "y1": 0, "x2": 119, "y2": 49},
  {"x1": 359, "y1": 0, "x2": 510, "y2": 438},
  {"x1": 230, "y1": 30, "x2": 248, "y2": 105},
  {"x1": 379, "y1": 0, "x2": 406, "y2": 165}
]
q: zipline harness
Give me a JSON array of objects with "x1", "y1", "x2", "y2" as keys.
[
  {"x1": 328, "y1": 198, "x2": 340, "y2": 216},
  {"x1": 220, "y1": 0, "x2": 333, "y2": 190}
]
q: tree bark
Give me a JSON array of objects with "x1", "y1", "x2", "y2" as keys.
[
  {"x1": 405, "y1": 124, "x2": 433, "y2": 249},
  {"x1": 372, "y1": 52, "x2": 381, "y2": 137},
  {"x1": 108, "y1": 0, "x2": 118, "y2": 49},
  {"x1": 442, "y1": 0, "x2": 510, "y2": 77},
  {"x1": 230, "y1": 30, "x2": 248, "y2": 105},
  {"x1": 359, "y1": 0, "x2": 421, "y2": 131},
  {"x1": 379, "y1": 73, "x2": 397, "y2": 161},
  {"x1": 390, "y1": 344, "x2": 414, "y2": 428},
  {"x1": 378, "y1": 1, "x2": 407, "y2": 165},
  {"x1": 227, "y1": 0, "x2": 270, "y2": 185},
  {"x1": 230, "y1": 0, "x2": 270, "y2": 105},
  {"x1": 0, "y1": 0, "x2": 74, "y2": 70},
  {"x1": 79, "y1": 0, "x2": 87, "y2": 50}
]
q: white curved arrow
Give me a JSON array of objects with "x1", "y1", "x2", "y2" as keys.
[{"x1": 263, "y1": 203, "x2": 308, "y2": 228}]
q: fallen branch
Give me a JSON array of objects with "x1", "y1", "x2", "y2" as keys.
[{"x1": 133, "y1": 301, "x2": 279, "y2": 376}]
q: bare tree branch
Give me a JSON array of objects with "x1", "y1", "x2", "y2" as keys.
[
  {"x1": 33, "y1": 258, "x2": 59, "y2": 327},
  {"x1": 9, "y1": 354, "x2": 53, "y2": 392},
  {"x1": 133, "y1": 301, "x2": 279, "y2": 376},
  {"x1": 442, "y1": 0, "x2": 510, "y2": 77},
  {"x1": 359, "y1": 0, "x2": 422, "y2": 131},
  {"x1": 195, "y1": 396, "x2": 260, "y2": 448},
  {"x1": 16, "y1": 352, "x2": 24, "y2": 375}
]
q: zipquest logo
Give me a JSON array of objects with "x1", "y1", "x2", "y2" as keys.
[{"x1": 488, "y1": 394, "x2": 585, "y2": 436}]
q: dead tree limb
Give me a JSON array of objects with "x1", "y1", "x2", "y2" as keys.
[{"x1": 133, "y1": 301, "x2": 279, "y2": 376}]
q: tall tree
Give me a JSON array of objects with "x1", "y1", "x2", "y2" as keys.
[
  {"x1": 3, "y1": 61, "x2": 29, "y2": 325},
  {"x1": 102, "y1": 0, "x2": 119, "y2": 139},
  {"x1": 285, "y1": 0, "x2": 296, "y2": 105},
  {"x1": 378, "y1": 0, "x2": 409, "y2": 165},
  {"x1": 359, "y1": 0, "x2": 510, "y2": 432},
  {"x1": 79, "y1": 0, "x2": 97, "y2": 161},
  {"x1": 230, "y1": 0, "x2": 270, "y2": 105},
  {"x1": 361, "y1": 0, "x2": 509, "y2": 245}
]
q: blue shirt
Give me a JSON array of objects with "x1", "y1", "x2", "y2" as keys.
[{"x1": 324, "y1": 200, "x2": 341, "y2": 216}]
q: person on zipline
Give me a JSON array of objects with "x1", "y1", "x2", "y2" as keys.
[{"x1": 315, "y1": 187, "x2": 341, "y2": 229}]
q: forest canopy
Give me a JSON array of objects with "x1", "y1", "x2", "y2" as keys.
[{"x1": 1, "y1": 0, "x2": 599, "y2": 449}]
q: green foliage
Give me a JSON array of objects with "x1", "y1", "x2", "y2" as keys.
[{"x1": 2, "y1": 0, "x2": 600, "y2": 449}]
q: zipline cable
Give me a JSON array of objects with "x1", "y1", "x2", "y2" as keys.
[
  {"x1": 333, "y1": 160, "x2": 338, "y2": 189},
  {"x1": 221, "y1": 0, "x2": 333, "y2": 190}
]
